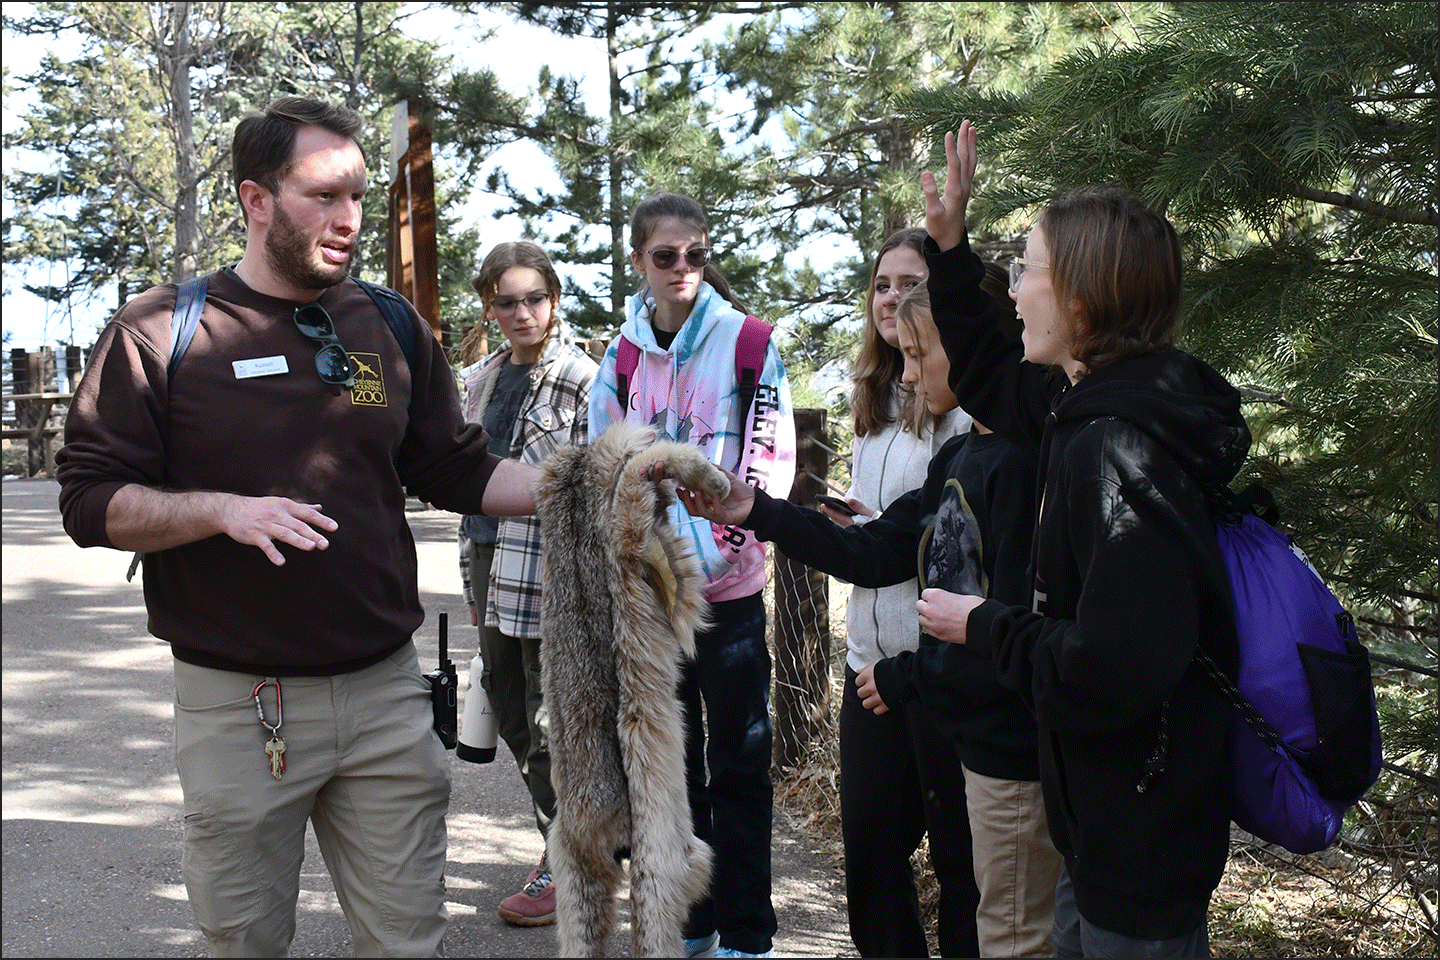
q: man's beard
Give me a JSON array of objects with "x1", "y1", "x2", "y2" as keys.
[{"x1": 265, "y1": 201, "x2": 353, "y2": 292}]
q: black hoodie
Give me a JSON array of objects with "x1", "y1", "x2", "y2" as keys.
[
  {"x1": 742, "y1": 426, "x2": 1041, "y2": 781},
  {"x1": 925, "y1": 235, "x2": 1251, "y2": 940}
]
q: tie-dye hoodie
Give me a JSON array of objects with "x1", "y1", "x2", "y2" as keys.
[{"x1": 589, "y1": 281, "x2": 796, "y2": 602}]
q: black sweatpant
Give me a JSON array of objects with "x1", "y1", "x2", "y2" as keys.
[{"x1": 840, "y1": 665, "x2": 981, "y2": 958}]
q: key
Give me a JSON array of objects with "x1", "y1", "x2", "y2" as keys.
[{"x1": 265, "y1": 736, "x2": 286, "y2": 780}]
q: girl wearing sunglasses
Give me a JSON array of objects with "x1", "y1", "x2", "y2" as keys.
[{"x1": 588, "y1": 191, "x2": 796, "y2": 959}]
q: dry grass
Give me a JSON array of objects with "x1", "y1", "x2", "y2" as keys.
[{"x1": 777, "y1": 720, "x2": 1433, "y2": 958}]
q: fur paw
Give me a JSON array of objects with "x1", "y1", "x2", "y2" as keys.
[{"x1": 646, "y1": 439, "x2": 730, "y2": 500}]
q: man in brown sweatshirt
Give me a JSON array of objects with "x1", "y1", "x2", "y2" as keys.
[{"x1": 56, "y1": 96, "x2": 539, "y2": 957}]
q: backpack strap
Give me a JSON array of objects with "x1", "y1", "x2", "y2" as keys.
[
  {"x1": 354, "y1": 278, "x2": 418, "y2": 369},
  {"x1": 614, "y1": 315, "x2": 771, "y2": 421},
  {"x1": 615, "y1": 335, "x2": 641, "y2": 415},
  {"x1": 734, "y1": 314, "x2": 773, "y2": 423},
  {"x1": 166, "y1": 275, "x2": 209, "y2": 389},
  {"x1": 133, "y1": 275, "x2": 211, "y2": 582},
  {"x1": 165, "y1": 275, "x2": 420, "y2": 381}
]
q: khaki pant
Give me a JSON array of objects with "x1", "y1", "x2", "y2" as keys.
[
  {"x1": 173, "y1": 643, "x2": 450, "y2": 957},
  {"x1": 963, "y1": 765, "x2": 1063, "y2": 958}
]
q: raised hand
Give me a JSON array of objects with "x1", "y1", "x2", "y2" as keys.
[{"x1": 920, "y1": 120, "x2": 978, "y2": 253}]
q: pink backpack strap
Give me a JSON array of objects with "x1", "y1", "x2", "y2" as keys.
[
  {"x1": 615, "y1": 335, "x2": 640, "y2": 414},
  {"x1": 734, "y1": 315, "x2": 773, "y2": 418}
]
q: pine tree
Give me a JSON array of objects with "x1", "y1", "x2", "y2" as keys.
[
  {"x1": 900, "y1": 1, "x2": 1437, "y2": 640},
  {"x1": 704, "y1": 2, "x2": 1161, "y2": 403},
  {"x1": 438, "y1": 1, "x2": 749, "y2": 339},
  {"x1": 2, "y1": 1, "x2": 481, "y2": 341}
]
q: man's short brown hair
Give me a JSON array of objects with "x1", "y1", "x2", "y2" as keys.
[{"x1": 232, "y1": 96, "x2": 365, "y2": 221}]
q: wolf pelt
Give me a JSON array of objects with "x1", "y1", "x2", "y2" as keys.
[{"x1": 536, "y1": 421, "x2": 729, "y2": 957}]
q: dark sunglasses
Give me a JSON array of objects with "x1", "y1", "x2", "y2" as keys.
[
  {"x1": 293, "y1": 302, "x2": 355, "y2": 388},
  {"x1": 642, "y1": 246, "x2": 711, "y2": 270}
]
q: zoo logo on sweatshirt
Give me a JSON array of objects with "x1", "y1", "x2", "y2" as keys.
[{"x1": 347, "y1": 352, "x2": 388, "y2": 407}]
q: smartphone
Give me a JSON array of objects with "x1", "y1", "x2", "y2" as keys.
[{"x1": 816, "y1": 495, "x2": 858, "y2": 517}]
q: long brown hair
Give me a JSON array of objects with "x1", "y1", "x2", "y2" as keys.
[
  {"x1": 852, "y1": 227, "x2": 927, "y2": 437},
  {"x1": 628, "y1": 192, "x2": 748, "y2": 316}
]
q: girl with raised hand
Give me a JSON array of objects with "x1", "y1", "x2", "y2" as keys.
[
  {"x1": 917, "y1": 121, "x2": 1250, "y2": 958},
  {"x1": 826, "y1": 227, "x2": 979, "y2": 959}
]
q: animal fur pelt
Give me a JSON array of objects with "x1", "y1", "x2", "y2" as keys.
[{"x1": 535, "y1": 421, "x2": 729, "y2": 957}]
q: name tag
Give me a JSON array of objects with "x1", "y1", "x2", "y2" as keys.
[{"x1": 233, "y1": 356, "x2": 289, "y2": 379}]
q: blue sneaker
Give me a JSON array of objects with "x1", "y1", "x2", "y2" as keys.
[
  {"x1": 715, "y1": 948, "x2": 773, "y2": 958},
  {"x1": 683, "y1": 932, "x2": 719, "y2": 957}
]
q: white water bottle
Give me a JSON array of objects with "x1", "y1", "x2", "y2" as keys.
[{"x1": 456, "y1": 653, "x2": 498, "y2": 764}]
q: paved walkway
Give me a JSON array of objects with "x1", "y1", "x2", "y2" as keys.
[{"x1": 1, "y1": 477, "x2": 853, "y2": 958}]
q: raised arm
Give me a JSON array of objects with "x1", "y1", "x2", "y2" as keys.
[{"x1": 921, "y1": 121, "x2": 979, "y2": 254}]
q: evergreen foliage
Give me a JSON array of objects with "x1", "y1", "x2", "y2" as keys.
[
  {"x1": 3, "y1": 1, "x2": 490, "y2": 345},
  {"x1": 899, "y1": 1, "x2": 1436, "y2": 645}
]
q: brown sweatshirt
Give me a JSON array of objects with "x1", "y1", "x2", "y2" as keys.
[{"x1": 56, "y1": 269, "x2": 501, "y2": 675}]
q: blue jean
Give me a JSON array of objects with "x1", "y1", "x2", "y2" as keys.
[
  {"x1": 1052, "y1": 864, "x2": 1210, "y2": 958},
  {"x1": 680, "y1": 593, "x2": 778, "y2": 956}
]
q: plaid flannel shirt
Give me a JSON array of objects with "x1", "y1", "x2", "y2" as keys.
[{"x1": 459, "y1": 329, "x2": 597, "y2": 638}]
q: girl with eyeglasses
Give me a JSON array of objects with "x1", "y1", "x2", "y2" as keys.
[
  {"x1": 458, "y1": 240, "x2": 599, "y2": 928},
  {"x1": 918, "y1": 121, "x2": 1250, "y2": 958},
  {"x1": 588, "y1": 191, "x2": 796, "y2": 959}
]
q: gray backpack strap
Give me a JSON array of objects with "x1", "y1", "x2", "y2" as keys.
[
  {"x1": 167, "y1": 275, "x2": 209, "y2": 389},
  {"x1": 129, "y1": 275, "x2": 210, "y2": 583}
]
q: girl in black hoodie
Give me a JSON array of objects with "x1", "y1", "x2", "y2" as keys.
[{"x1": 914, "y1": 122, "x2": 1251, "y2": 957}]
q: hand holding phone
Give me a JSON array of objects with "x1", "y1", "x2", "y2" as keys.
[{"x1": 816, "y1": 495, "x2": 858, "y2": 517}]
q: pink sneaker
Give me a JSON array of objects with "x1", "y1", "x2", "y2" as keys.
[{"x1": 498, "y1": 854, "x2": 555, "y2": 927}]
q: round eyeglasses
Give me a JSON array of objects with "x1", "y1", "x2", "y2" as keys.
[
  {"x1": 491, "y1": 293, "x2": 551, "y2": 317},
  {"x1": 293, "y1": 302, "x2": 355, "y2": 388}
]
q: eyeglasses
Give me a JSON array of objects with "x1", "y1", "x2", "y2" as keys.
[
  {"x1": 491, "y1": 293, "x2": 551, "y2": 317},
  {"x1": 293, "y1": 302, "x2": 355, "y2": 388},
  {"x1": 641, "y1": 246, "x2": 711, "y2": 270},
  {"x1": 1009, "y1": 257, "x2": 1051, "y2": 293}
]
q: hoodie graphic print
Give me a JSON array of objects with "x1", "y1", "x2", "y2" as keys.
[{"x1": 589, "y1": 281, "x2": 796, "y2": 602}]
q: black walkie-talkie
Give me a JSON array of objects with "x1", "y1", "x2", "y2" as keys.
[{"x1": 427, "y1": 611, "x2": 459, "y2": 749}]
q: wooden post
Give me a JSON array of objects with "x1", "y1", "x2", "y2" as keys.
[
  {"x1": 771, "y1": 407, "x2": 833, "y2": 769},
  {"x1": 582, "y1": 338, "x2": 611, "y2": 363},
  {"x1": 64, "y1": 345, "x2": 83, "y2": 392},
  {"x1": 387, "y1": 101, "x2": 441, "y2": 345},
  {"x1": 11, "y1": 348, "x2": 57, "y2": 476}
]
